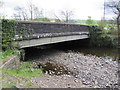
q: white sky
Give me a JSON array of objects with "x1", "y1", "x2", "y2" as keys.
[{"x1": 1, "y1": 0, "x2": 112, "y2": 20}]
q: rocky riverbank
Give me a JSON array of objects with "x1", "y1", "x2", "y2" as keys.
[
  {"x1": 31, "y1": 74, "x2": 89, "y2": 88},
  {"x1": 31, "y1": 49, "x2": 118, "y2": 88}
]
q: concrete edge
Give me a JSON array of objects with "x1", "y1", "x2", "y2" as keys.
[{"x1": 0, "y1": 55, "x2": 20, "y2": 69}]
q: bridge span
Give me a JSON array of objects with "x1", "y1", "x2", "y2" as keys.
[{"x1": 15, "y1": 21, "x2": 90, "y2": 48}]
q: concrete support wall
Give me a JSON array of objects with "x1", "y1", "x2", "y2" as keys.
[
  {"x1": 0, "y1": 56, "x2": 20, "y2": 70},
  {"x1": 16, "y1": 34, "x2": 89, "y2": 48}
]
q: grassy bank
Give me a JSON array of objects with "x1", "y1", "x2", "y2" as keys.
[
  {"x1": 2, "y1": 62, "x2": 43, "y2": 78},
  {"x1": 1, "y1": 50, "x2": 44, "y2": 88},
  {"x1": 0, "y1": 49, "x2": 20, "y2": 64},
  {"x1": 1, "y1": 19, "x2": 44, "y2": 88},
  {"x1": 2, "y1": 62, "x2": 43, "y2": 88}
]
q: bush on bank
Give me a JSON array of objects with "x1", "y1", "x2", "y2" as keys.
[
  {"x1": 1, "y1": 20, "x2": 44, "y2": 85},
  {"x1": 1, "y1": 19, "x2": 27, "y2": 63},
  {"x1": 89, "y1": 26, "x2": 118, "y2": 48},
  {"x1": 2, "y1": 19, "x2": 18, "y2": 50}
]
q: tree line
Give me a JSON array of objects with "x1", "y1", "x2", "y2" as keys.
[
  {"x1": 0, "y1": 0, "x2": 119, "y2": 29},
  {"x1": 105, "y1": 0, "x2": 120, "y2": 34},
  {"x1": 0, "y1": 0, "x2": 74, "y2": 22}
]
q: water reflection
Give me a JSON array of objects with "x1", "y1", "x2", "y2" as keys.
[{"x1": 68, "y1": 47, "x2": 119, "y2": 61}]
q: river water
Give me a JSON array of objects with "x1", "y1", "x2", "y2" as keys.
[
  {"x1": 63, "y1": 47, "x2": 119, "y2": 61},
  {"x1": 25, "y1": 37, "x2": 119, "y2": 62},
  {"x1": 25, "y1": 42, "x2": 119, "y2": 63}
]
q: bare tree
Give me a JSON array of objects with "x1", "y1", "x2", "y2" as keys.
[
  {"x1": 61, "y1": 9, "x2": 74, "y2": 23},
  {"x1": 21, "y1": 8, "x2": 28, "y2": 20},
  {"x1": 0, "y1": 0, "x2": 5, "y2": 19},
  {"x1": 34, "y1": 7, "x2": 43, "y2": 19},
  {"x1": 27, "y1": 1, "x2": 43, "y2": 20},
  {"x1": 54, "y1": 13, "x2": 62, "y2": 22},
  {"x1": 106, "y1": 0, "x2": 120, "y2": 31},
  {"x1": 0, "y1": 1, "x2": 3, "y2": 8},
  {"x1": 13, "y1": 6, "x2": 28, "y2": 20},
  {"x1": 13, "y1": 13, "x2": 20, "y2": 20},
  {"x1": 27, "y1": 1, "x2": 35, "y2": 20}
]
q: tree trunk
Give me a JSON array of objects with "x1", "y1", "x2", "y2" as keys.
[
  {"x1": 117, "y1": 15, "x2": 120, "y2": 45},
  {"x1": 31, "y1": 11, "x2": 33, "y2": 20}
]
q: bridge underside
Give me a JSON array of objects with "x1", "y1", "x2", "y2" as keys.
[{"x1": 16, "y1": 34, "x2": 89, "y2": 48}]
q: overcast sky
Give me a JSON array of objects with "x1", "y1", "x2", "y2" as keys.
[{"x1": 1, "y1": 0, "x2": 112, "y2": 20}]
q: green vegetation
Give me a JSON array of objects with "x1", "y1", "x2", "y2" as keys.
[
  {"x1": 75, "y1": 17, "x2": 118, "y2": 48},
  {"x1": 86, "y1": 16, "x2": 95, "y2": 25},
  {"x1": 1, "y1": 19, "x2": 31, "y2": 62},
  {"x1": 2, "y1": 62, "x2": 43, "y2": 88},
  {"x1": 19, "y1": 24, "x2": 27, "y2": 39},
  {"x1": 74, "y1": 19, "x2": 98, "y2": 25},
  {"x1": 18, "y1": 23, "x2": 35, "y2": 40},
  {"x1": 2, "y1": 19, "x2": 18, "y2": 50},
  {"x1": 71, "y1": 17, "x2": 118, "y2": 48},
  {"x1": 32, "y1": 17, "x2": 51, "y2": 22},
  {"x1": 1, "y1": 19, "x2": 20, "y2": 64},
  {"x1": 0, "y1": 49, "x2": 19, "y2": 60},
  {"x1": 2, "y1": 62, "x2": 43, "y2": 78},
  {"x1": 0, "y1": 49, "x2": 20, "y2": 63},
  {"x1": 1, "y1": 19, "x2": 43, "y2": 79},
  {"x1": 89, "y1": 26, "x2": 118, "y2": 48}
]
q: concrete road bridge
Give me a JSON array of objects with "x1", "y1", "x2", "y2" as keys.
[{"x1": 15, "y1": 21, "x2": 91, "y2": 48}]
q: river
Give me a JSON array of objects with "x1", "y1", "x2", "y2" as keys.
[
  {"x1": 25, "y1": 43, "x2": 119, "y2": 62},
  {"x1": 60, "y1": 47, "x2": 119, "y2": 61}
]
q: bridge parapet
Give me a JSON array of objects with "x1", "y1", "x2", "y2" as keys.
[{"x1": 16, "y1": 21, "x2": 90, "y2": 40}]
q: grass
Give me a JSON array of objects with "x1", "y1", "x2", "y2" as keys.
[
  {"x1": 2, "y1": 62, "x2": 43, "y2": 88},
  {"x1": 2, "y1": 81, "x2": 16, "y2": 88},
  {"x1": 2, "y1": 62, "x2": 43, "y2": 78},
  {"x1": 0, "y1": 49, "x2": 18, "y2": 59},
  {"x1": 0, "y1": 49, "x2": 20, "y2": 64},
  {"x1": 1, "y1": 49, "x2": 43, "y2": 88}
]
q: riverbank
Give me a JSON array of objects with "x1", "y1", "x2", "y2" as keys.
[
  {"x1": 2, "y1": 48, "x2": 119, "y2": 88},
  {"x1": 28, "y1": 49, "x2": 118, "y2": 88}
]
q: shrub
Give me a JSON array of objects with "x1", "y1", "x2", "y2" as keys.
[
  {"x1": 89, "y1": 26, "x2": 118, "y2": 48},
  {"x1": 2, "y1": 19, "x2": 18, "y2": 50}
]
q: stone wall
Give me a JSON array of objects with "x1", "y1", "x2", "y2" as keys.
[
  {"x1": 16, "y1": 21, "x2": 90, "y2": 35},
  {"x1": 1, "y1": 55, "x2": 20, "y2": 70}
]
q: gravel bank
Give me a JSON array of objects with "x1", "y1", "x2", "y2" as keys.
[
  {"x1": 31, "y1": 49, "x2": 118, "y2": 88},
  {"x1": 31, "y1": 74, "x2": 90, "y2": 88}
]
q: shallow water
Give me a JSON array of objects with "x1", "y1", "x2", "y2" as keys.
[
  {"x1": 57, "y1": 45, "x2": 119, "y2": 61},
  {"x1": 72, "y1": 47, "x2": 119, "y2": 61}
]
